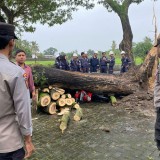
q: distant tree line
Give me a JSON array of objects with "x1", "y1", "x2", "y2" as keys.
[{"x1": 13, "y1": 37, "x2": 153, "y2": 63}]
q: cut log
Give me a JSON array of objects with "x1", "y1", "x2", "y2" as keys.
[
  {"x1": 65, "y1": 94, "x2": 72, "y2": 98},
  {"x1": 50, "y1": 89, "x2": 61, "y2": 100},
  {"x1": 74, "y1": 107, "x2": 83, "y2": 121},
  {"x1": 52, "y1": 88, "x2": 65, "y2": 95},
  {"x1": 61, "y1": 94, "x2": 66, "y2": 99},
  {"x1": 110, "y1": 96, "x2": 117, "y2": 106},
  {"x1": 42, "y1": 88, "x2": 50, "y2": 93},
  {"x1": 38, "y1": 93, "x2": 51, "y2": 107},
  {"x1": 49, "y1": 85, "x2": 53, "y2": 89},
  {"x1": 65, "y1": 98, "x2": 73, "y2": 106},
  {"x1": 57, "y1": 108, "x2": 70, "y2": 116},
  {"x1": 57, "y1": 98, "x2": 66, "y2": 107},
  {"x1": 71, "y1": 98, "x2": 76, "y2": 104},
  {"x1": 43, "y1": 102, "x2": 57, "y2": 114},
  {"x1": 61, "y1": 94, "x2": 72, "y2": 99},
  {"x1": 60, "y1": 111, "x2": 70, "y2": 133},
  {"x1": 72, "y1": 103, "x2": 80, "y2": 109}
]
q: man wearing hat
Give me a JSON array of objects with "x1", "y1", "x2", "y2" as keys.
[
  {"x1": 70, "y1": 53, "x2": 81, "y2": 71},
  {"x1": 154, "y1": 34, "x2": 160, "y2": 151},
  {"x1": 0, "y1": 22, "x2": 35, "y2": 159},
  {"x1": 108, "y1": 51, "x2": 115, "y2": 74},
  {"x1": 90, "y1": 51, "x2": 99, "y2": 73},
  {"x1": 120, "y1": 50, "x2": 131, "y2": 73}
]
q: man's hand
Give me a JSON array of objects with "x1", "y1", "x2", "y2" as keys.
[
  {"x1": 24, "y1": 135, "x2": 35, "y2": 159},
  {"x1": 32, "y1": 91, "x2": 36, "y2": 101}
]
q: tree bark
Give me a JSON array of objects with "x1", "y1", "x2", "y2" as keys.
[
  {"x1": 33, "y1": 66, "x2": 137, "y2": 95},
  {"x1": 137, "y1": 47, "x2": 158, "y2": 91},
  {"x1": 119, "y1": 13, "x2": 133, "y2": 61}
]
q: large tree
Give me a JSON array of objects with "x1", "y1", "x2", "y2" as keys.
[{"x1": 98, "y1": 0, "x2": 145, "y2": 60}]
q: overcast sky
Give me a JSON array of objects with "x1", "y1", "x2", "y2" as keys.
[{"x1": 22, "y1": 0, "x2": 160, "y2": 53}]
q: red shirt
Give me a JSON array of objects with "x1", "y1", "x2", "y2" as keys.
[{"x1": 24, "y1": 64, "x2": 35, "y2": 93}]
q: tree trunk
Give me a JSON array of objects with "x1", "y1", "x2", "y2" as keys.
[
  {"x1": 137, "y1": 47, "x2": 158, "y2": 91},
  {"x1": 119, "y1": 13, "x2": 133, "y2": 61},
  {"x1": 33, "y1": 66, "x2": 137, "y2": 95}
]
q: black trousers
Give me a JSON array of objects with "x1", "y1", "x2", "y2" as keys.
[
  {"x1": 0, "y1": 148, "x2": 25, "y2": 160},
  {"x1": 155, "y1": 107, "x2": 160, "y2": 150},
  {"x1": 90, "y1": 66, "x2": 98, "y2": 72}
]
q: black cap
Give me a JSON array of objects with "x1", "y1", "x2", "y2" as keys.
[
  {"x1": 154, "y1": 34, "x2": 160, "y2": 47},
  {"x1": 0, "y1": 22, "x2": 18, "y2": 39}
]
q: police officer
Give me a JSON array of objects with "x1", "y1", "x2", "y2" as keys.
[
  {"x1": 0, "y1": 22, "x2": 35, "y2": 159},
  {"x1": 108, "y1": 51, "x2": 115, "y2": 74},
  {"x1": 70, "y1": 53, "x2": 81, "y2": 71},
  {"x1": 90, "y1": 51, "x2": 99, "y2": 72},
  {"x1": 80, "y1": 51, "x2": 90, "y2": 73},
  {"x1": 154, "y1": 35, "x2": 160, "y2": 151},
  {"x1": 100, "y1": 52, "x2": 108, "y2": 73},
  {"x1": 120, "y1": 51, "x2": 131, "y2": 73}
]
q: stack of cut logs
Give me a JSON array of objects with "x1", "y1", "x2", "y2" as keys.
[{"x1": 37, "y1": 86, "x2": 83, "y2": 133}]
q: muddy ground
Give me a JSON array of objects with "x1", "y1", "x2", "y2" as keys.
[{"x1": 28, "y1": 91, "x2": 160, "y2": 160}]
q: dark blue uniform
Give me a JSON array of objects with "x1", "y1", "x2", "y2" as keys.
[
  {"x1": 55, "y1": 55, "x2": 70, "y2": 70},
  {"x1": 100, "y1": 56, "x2": 108, "y2": 73},
  {"x1": 70, "y1": 59, "x2": 81, "y2": 71},
  {"x1": 80, "y1": 57, "x2": 90, "y2": 73},
  {"x1": 108, "y1": 57, "x2": 115, "y2": 74},
  {"x1": 90, "y1": 57, "x2": 99, "y2": 72},
  {"x1": 120, "y1": 57, "x2": 131, "y2": 73}
]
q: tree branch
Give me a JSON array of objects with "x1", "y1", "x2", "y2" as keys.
[
  {"x1": 104, "y1": 0, "x2": 121, "y2": 14},
  {"x1": 1, "y1": 6, "x2": 13, "y2": 23},
  {"x1": 0, "y1": 14, "x2": 5, "y2": 22}
]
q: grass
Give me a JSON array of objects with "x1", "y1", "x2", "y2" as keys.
[
  {"x1": 25, "y1": 61, "x2": 54, "y2": 66},
  {"x1": 26, "y1": 57, "x2": 143, "y2": 66}
]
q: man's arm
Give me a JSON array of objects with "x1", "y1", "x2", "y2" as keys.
[
  {"x1": 28, "y1": 67, "x2": 36, "y2": 100},
  {"x1": 12, "y1": 71, "x2": 35, "y2": 158}
]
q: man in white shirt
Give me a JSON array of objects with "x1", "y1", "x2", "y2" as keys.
[{"x1": 0, "y1": 22, "x2": 35, "y2": 159}]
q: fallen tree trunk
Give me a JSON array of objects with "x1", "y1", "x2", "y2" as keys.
[
  {"x1": 32, "y1": 46, "x2": 158, "y2": 95},
  {"x1": 33, "y1": 67, "x2": 137, "y2": 95}
]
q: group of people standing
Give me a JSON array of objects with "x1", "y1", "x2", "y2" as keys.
[{"x1": 55, "y1": 50, "x2": 131, "y2": 74}]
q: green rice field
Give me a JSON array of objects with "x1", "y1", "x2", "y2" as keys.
[{"x1": 25, "y1": 57, "x2": 143, "y2": 66}]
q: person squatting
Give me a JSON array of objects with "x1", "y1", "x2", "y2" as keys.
[{"x1": 55, "y1": 50, "x2": 131, "y2": 74}]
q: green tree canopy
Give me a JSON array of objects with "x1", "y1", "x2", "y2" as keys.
[
  {"x1": 0, "y1": 0, "x2": 93, "y2": 32},
  {"x1": 14, "y1": 39, "x2": 39, "y2": 57},
  {"x1": 44, "y1": 47, "x2": 58, "y2": 56},
  {"x1": 132, "y1": 37, "x2": 153, "y2": 60}
]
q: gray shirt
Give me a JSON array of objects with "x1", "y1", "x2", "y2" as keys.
[
  {"x1": 154, "y1": 65, "x2": 160, "y2": 108},
  {"x1": 0, "y1": 53, "x2": 32, "y2": 153}
]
